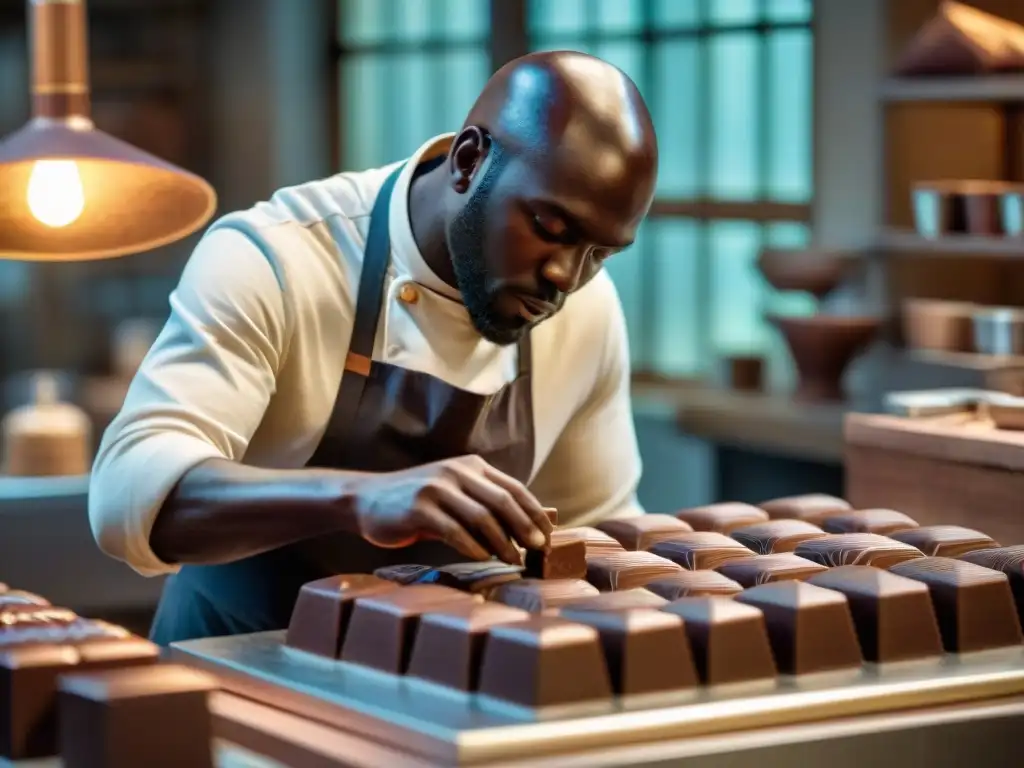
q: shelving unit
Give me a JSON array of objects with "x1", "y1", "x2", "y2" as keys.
[
  {"x1": 881, "y1": 75, "x2": 1024, "y2": 103},
  {"x1": 880, "y1": 229, "x2": 1024, "y2": 257}
]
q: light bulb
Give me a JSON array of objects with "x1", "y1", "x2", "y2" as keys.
[{"x1": 26, "y1": 160, "x2": 85, "y2": 228}]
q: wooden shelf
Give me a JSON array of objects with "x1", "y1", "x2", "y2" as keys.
[
  {"x1": 879, "y1": 229, "x2": 1024, "y2": 257},
  {"x1": 903, "y1": 348, "x2": 1024, "y2": 372},
  {"x1": 881, "y1": 76, "x2": 1024, "y2": 103}
]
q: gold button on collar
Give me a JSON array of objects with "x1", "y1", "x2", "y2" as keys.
[{"x1": 399, "y1": 284, "x2": 419, "y2": 304}]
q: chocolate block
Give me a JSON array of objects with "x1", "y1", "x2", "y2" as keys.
[
  {"x1": 285, "y1": 574, "x2": 398, "y2": 658},
  {"x1": 648, "y1": 532, "x2": 757, "y2": 570},
  {"x1": 807, "y1": 566, "x2": 944, "y2": 663},
  {"x1": 821, "y1": 508, "x2": 919, "y2": 535},
  {"x1": 553, "y1": 526, "x2": 624, "y2": 557},
  {"x1": 406, "y1": 602, "x2": 529, "y2": 692},
  {"x1": 890, "y1": 557, "x2": 1023, "y2": 653},
  {"x1": 0, "y1": 620, "x2": 130, "y2": 649},
  {"x1": 674, "y1": 502, "x2": 769, "y2": 533},
  {"x1": 556, "y1": 588, "x2": 668, "y2": 612},
  {"x1": 375, "y1": 562, "x2": 523, "y2": 593},
  {"x1": 736, "y1": 582, "x2": 863, "y2": 675},
  {"x1": 731, "y1": 520, "x2": 828, "y2": 554},
  {"x1": 645, "y1": 570, "x2": 744, "y2": 600},
  {"x1": 585, "y1": 551, "x2": 683, "y2": 591},
  {"x1": 890, "y1": 526, "x2": 1000, "y2": 558},
  {"x1": 0, "y1": 606, "x2": 76, "y2": 629},
  {"x1": 558, "y1": 608, "x2": 698, "y2": 695},
  {"x1": 341, "y1": 584, "x2": 474, "y2": 673},
  {"x1": 58, "y1": 664, "x2": 216, "y2": 768},
  {"x1": 961, "y1": 546, "x2": 1024, "y2": 625},
  {"x1": 0, "y1": 644, "x2": 79, "y2": 759},
  {"x1": 716, "y1": 554, "x2": 828, "y2": 587},
  {"x1": 0, "y1": 591, "x2": 49, "y2": 607},
  {"x1": 524, "y1": 532, "x2": 587, "y2": 580},
  {"x1": 661, "y1": 598, "x2": 777, "y2": 685},
  {"x1": 794, "y1": 534, "x2": 925, "y2": 569},
  {"x1": 477, "y1": 616, "x2": 613, "y2": 708},
  {"x1": 490, "y1": 579, "x2": 599, "y2": 612},
  {"x1": 759, "y1": 494, "x2": 852, "y2": 524},
  {"x1": 595, "y1": 514, "x2": 694, "y2": 550}
]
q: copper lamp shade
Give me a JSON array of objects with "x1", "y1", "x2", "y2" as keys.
[{"x1": 0, "y1": 0, "x2": 217, "y2": 261}]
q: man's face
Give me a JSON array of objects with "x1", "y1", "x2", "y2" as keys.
[{"x1": 445, "y1": 137, "x2": 654, "y2": 346}]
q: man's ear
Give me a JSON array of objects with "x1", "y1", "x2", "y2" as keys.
[{"x1": 448, "y1": 126, "x2": 489, "y2": 194}]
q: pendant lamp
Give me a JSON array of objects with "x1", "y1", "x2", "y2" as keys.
[{"x1": 0, "y1": 0, "x2": 217, "y2": 261}]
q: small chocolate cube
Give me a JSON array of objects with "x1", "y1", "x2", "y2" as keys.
[
  {"x1": 585, "y1": 551, "x2": 682, "y2": 591},
  {"x1": 890, "y1": 526, "x2": 1000, "y2": 558},
  {"x1": 674, "y1": 502, "x2": 769, "y2": 533},
  {"x1": 648, "y1": 532, "x2": 756, "y2": 570},
  {"x1": 821, "y1": 508, "x2": 919, "y2": 536},
  {"x1": 716, "y1": 554, "x2": 828, "y2": 587},
  {"x1": 759, "y1": 494, "x2": 851, "y2": 524},
  {"x1": 961, "y1": 546, "x2": 1024, "y2": 625},
  {"x1": 731, "y1": 520, "x2": 828, "y2": 554},
  {"x1": 524, "y1": 532, "x2": 587, "y2": 579},
  {"x1": 595, "y1": 514, "x2": 694, "y2": 550},
  {"x1": 490, "y1": 579, "x2": 599, "y2": 613},
  {"x1": 794, "y1": 533, "x2": 925, "y2": 569},
  {"x1": 554, "y1": 527, "x2": 625, "y2": 557},
  {"x1": 0, "y1": 644, "x2": 79, "y2": 759},
  {"x1": 285, "y1": 574, "x2": 398, "y2": 658},
  {"x1": 645, "y1": 570, "x2": 744, "y2": 600}
]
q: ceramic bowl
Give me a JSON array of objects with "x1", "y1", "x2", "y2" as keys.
[{"x1": 756, "y1": 249, "x2": 858, "y2": 300}]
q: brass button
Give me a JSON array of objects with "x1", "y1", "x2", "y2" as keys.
[{"x1": 399, "y1": 284, "x2": 419, "y2": 304}]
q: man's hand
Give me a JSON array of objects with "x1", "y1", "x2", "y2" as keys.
[{"x1": 349, "y1": 455, "x2": 554, "y2": 564}]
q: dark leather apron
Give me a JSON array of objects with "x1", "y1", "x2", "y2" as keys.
[{"x1": 148, "y1": 165, "x2": 535, "y2": 645}]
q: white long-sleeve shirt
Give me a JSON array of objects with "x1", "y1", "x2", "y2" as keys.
[{"x1": 88, "y1": 134, "x2": 644, "y2": 577}]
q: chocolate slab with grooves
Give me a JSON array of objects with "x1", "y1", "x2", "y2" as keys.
[
  {"x1": 0, "y1": 591, "x2": 49, "y2": 607},
  {"x1": 490, "y1": 579, "x2": 598, "y2": 613},
  {"x1": 890, "y1": 526, "x2": 1000, "y2": 558},
  {"x1": 735, "y1": 581, "x2": 863, "y2": 675},
  {"x1": 0, "y1": 644, "x2": 79, "y2": 759},
  {"x1": 524, "y1": 532, "x2": 587, "y2": 579},
  {"x1": 285, "y1": 574, "x2": 398, "y2": 658},
  {"x1": 759, "y1": 494, "x2": 852, "y2": 524},
  {"x1": 58, "y1": 664, "x2": 217, "y2": 768},
  {"x1": 595, "y1": 514, "x2": 694, "y2": 550},
  {"x1": 374, "y1": 562, "x2": 524, "y2": 593},
  {"x1": 660, "y1": 597, "x2": 777, "y2": 685},
  {"x1": 673, "y1": 502, "x2": 769, "y2": 533},
  {"x1": 555, "y1": 588, "x2": 668, "y2": 612},
  {"x1": 794, "y1": 533, "x2": 925, "y2": 569},
  {"x1": 731, "y1": 520, "x2": 828, "y2": 554},
  {"x1": 406, "y1": 602, "x2": 529, "y2": 692},
  {"x1": 0, "y1": 606, "x2": 77, "y2": 629},
  {"x1": 716, "y1": 554, "x2": 828, "y2": 587},
  {"x1": 961, "y1": 546, "x2": 1024, "y2": 624},
  {"x1": 557, "y1": 607, "x2": 698, "y2": 695},
  {"x1": 551, "y1": 526, "x2": 624, "y2": 557},
  {"x1": 648, "y1": 532, "x2": 757, "y2": 570},
  {"x1": 584, "y1": 551, "x2": 683, "y2": 591},
  {"x1": 890, "y1": 557, "x2": 1024, "y2": 653},
  {"x1": 341, "y1": 585, "x2": 475, "y2": 673},
  {"x1": 807, "y1": 566, "x2": 944, "y2": 663},
  {"x1": 645, "y1": 570, "x2": 744, "y2": 600},
  {"x1": 477, "y1": 616, "x2": 613, "y2": 708},
  {"x1": 821, "y1": 508, "x2": 919, "y2": 535}
]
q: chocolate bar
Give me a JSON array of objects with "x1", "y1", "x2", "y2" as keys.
[
  {"x1": 961, "y1": 546, "x2": 1024, "y2": 624},
  {"x1": 645, "y1": 570, "x2": 744, "y2": 600},
  {"x1": 807, "y1": 566, "x2": 944, "y2": 663},
  {"x1": 595, "y1": 514, "x2": 694, "y2": 550},
  {"x1": 759, "y1": 494, "x2": 852, "y2": 524},
  {"x1": 551, "y1": 526, "x2": 624, "y2": 557},
  {"x1": 674, "y1": 502, "x2": 769, "y2": 533},
  {"x1": 1, "y1": 644, "x2": 79, "y2": 759},
  {"x1": 731, "y1": 520, "x2": 828, "y2": 554},
  {"x1": 285, "y1": 574, "x2": 398, "y2": 658},
  {"x1": 660, "y1": 597, "x2": 777, "y2": 685},
  {"x1": 585, "y1": 551, "x2": 683, "y2": 591},
  {"x1": 490, "y1": 578, "x2": 599, "y2": 613},
  {"x1": 648, "y1": 532, "x2": 757, "y2": 570},
  {"x1": 0, "y1": 591, "x2": 49, "y2": 607},
  {"x1": 0, "y1": 606, "x2": 77, "y2": 629},
  {"x1": 890, "y1": 557, "x2": 1023, "y2": 653},
  {"x1": 524, "y1": 532, "x2": 587, "y2": 580},
  {"x1": 477, "y1": 616, "x2": 613, "y2": 708},
  {"x1": 735, "y1": 581, "x2": 863, "y2": 675},
  {"x1": 406, "y1": 602, "x2": 529, "y2": 692},
  {"x1": 374, "y1": 562, "x2": 524, "y2": 593},
  {"x1": 558, "y1": 607, "x2": 698, "y2": 696},
  {"x1": 58, "y1": 664, "x2": 217, "y2": 768},
  {"x1": 821, "y1": 508, "x2": 919, "y2": 536},
  {"x1": 794, "y1": 533, "x2": 925, "y2": 569},
  {"x1": 340, "y1": 585, "x2": 475, "y2": 673},
  {"x1": 556, "y1": 588, "x2": 668, "y2": 612},
  {"x1": 890, "y1": 526, "x2": 1000, "y2": 558},
  {"x1": 716, "y1": 554, "x2": 828, "y2": 587}
]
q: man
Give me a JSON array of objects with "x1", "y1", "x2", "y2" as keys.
[{"x1": 89, "y1": 51, "x2": 659, "y2": 645}]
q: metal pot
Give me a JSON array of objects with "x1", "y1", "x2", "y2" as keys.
[{"x1": 972, "y1": 307, "x2": 1024, "y2": 356}]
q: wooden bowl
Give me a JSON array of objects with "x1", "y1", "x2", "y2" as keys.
[
  {"x1": 756, "y1": 249, "x2": 858, "y2": 300},
  {"x1": 901, "y1": 298, "x2": 976, "y2": 353}
]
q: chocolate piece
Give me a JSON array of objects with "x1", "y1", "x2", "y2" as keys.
[
  {"x1": 375, "y1": 562, "x2": 524, "y2": 593},
  {"x1": 0, "y1": 620, "x2": 131, "y2": 649},
  {"x1": 490, "y1": 579, "x2": 599, "y2": 613},
  {"x1": 716, "y1": 554, "x2": 828, "y2": 587},
  {"x1": 556, "y1": 588, "x2": 668, "y2": 612},
  {"x1": 524, "y1": 532, "x2": 587, "y2": 580},
  {"x1": 794, "y1": 534, "x2": 925, "y2": 569},
  {"x1": 645, "y1": 570, "x2": 744, "y2": 600},
  {"x1": 59, "y1": 664, "x2": 216, "y2": 768},
  {"x1": 406, "y1": 602, "x2": 529, "y2": 692},
  {"x1": 585, "y1": 551, "x2": 683, "y2": 591},
  {"x1": 890, "y1": 526, "x2": 1000, "y2": 558},
  {"x1": 674, "y1": 502, "x2": 769, "y2": 533},
  {"x1": 807, "y1": 566, "x2": 944, "y2": 663},
  {"x1": 661, "y1": 598, "x2": 777, "y2": 685},
  {"x1": 544, "y1": 507, "x2": 558, "y2": 525},
  {"x1": 553, "y1": 526, "x2": 624, "y2": 557},
  {"x1": 821, "y1": 508, "x2": 919, "y2": 535},
  {"x1": 285, "y1": 574, "x2": 398, "y2": 658},
  {"x1": 731, "y1": 520, "x2": 828, "y2": 554},
  {"x1": 0, "y1": 591, "x2": 49, "y2": 607},
  {"x1": 890, "y1": 557, "x2": 1023, "y2": 653},
  {"x1": 736, "y1": 582, "x2": 863, "y2": 675},
  {"x1": 759, "y1": 494, "x2": 851, "y2": 524},
  {"x1": 595, "y1": 514, "x2": 694, "y2": 550},
  {"x1": 558, "y1": 608, "x2": 698, "y2": 696},
  {"x1": 0, "y1": 606, "x2": 76, "y2": 629},
  {"x1": 648, "y1": 532, "x2": 757, "y2": 570},
  {"x1": 0, "y1": 644, "x2": 79, "y2": 759},
  {"x1": 477, "y1": 616, "x2": 613, "y2": 708},
  {"x1": 961, "y1": 546, "x2": 1024, "y2": 625},
  {"x1": 341, "y1": 584, "x2": 474, "y2": 673}
]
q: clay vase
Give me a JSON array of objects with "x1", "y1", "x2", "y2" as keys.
[
  {"x1": 756, "y1": 249, "x2": 858, "y2": 301},
  {"x1": 769, "y1": 315, "x2": 881, "y2": 402}
]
